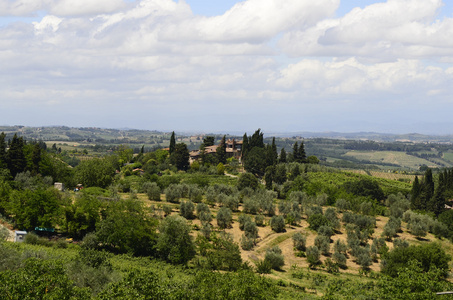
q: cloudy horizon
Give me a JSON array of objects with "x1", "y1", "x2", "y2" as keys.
[{"x1": 2, "y1": 0, "x2": 453, "y2": 135}]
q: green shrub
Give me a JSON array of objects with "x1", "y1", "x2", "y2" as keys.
[
  {"x1": 255, "y1": 214, "x2": 265, "y2": 226},
  {"x1": 180, "y1": 201, "x2": 195, "y2": 220},
  {"x1": 270, "y1": 215, "x2": 285, "y2": 233},
  {"x1": 306, "y1": 246, "x2": 321, "y2": 268},
  {"x1": 255, "y1": 259, "x2": 272, "y2": 274},
  {"x1": 314, "y1": 235, "x2": 330, "y2": 255},
  {"x1": 307, "y1": 213, "x2": 329, "y2": 231},
  {"x1": 265, "y1": 246, "x2": 285, "y2": 270},
  {"x1": 381, "y1": 243, "x2": 451, "y2": 278},
  {"x1": 240, "y1": 235, "x2": 255, "y2": 251},
  {"x1": 216, "y1": 207, "x2": 232, "y2": 229},
  {"x1": 292, "y1": 232, "x2": 306, "y2": 251}
]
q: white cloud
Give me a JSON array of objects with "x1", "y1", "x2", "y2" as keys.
[
  {"x1": 274, "y1": 58, "x2": 451, "y2": 96},
  {"x1": 50, "y1": 0, "x2": 126, "y2": 16},
  {"x1": 280, "y1": 0, "x2": 453, "y2": 60}
]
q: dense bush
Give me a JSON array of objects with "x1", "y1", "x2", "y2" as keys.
[
  {"x1": 265, "y1": 246, "x2": 285, "y2": 270},
  {"x1": 381, "y1": 242, "x2": 451, "y2": 278},
  {"x1": 292, "y1": 232, "x2": 306, "y2": 251},
  {"x1": 179, "y1": 201, "x2": 195, "y2": 220},
  {"x1": 270, "y1": 215, "x2": 285, "y2": 233},
  {"x1": 216, "y1": 207, "x2": 233, "y2": 229},
  {"x1": 156, "y1": 215, "x2": 195, "y2": 265},
  {"x1": 314, "y1": 235, "x2": 330, "y2": 255},
  {"x1": 307, "y1": 213, "x2": 329, "y2": 231},
  {"x1": 306, "y1": 246, "x2": 321, "y2": 268}
]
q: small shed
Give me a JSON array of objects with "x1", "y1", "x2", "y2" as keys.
[
  {"x1": 15, "y1": 230, "x2": 27, "y2": 242},
  {"x1": 54, "y1": 182, "x2": 64, "y2": 191}
]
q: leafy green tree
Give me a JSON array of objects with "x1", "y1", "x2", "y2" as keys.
[
  {"x1": 157, "y1": 215, "x2": 195, "y2": 264},
  {"x1": 381, "y1": 242, "x2": 451, "y2": 278},
  {"x1": 343, "y1": 178, "x2": 385, "y2": 201},
  {"x1": 64, "y1": 192, "x2": 103, "y2": 238},
  {"x1": 95, "y1": 199, "x2": 158, "y2": 256},
  {"x1": 0, "y1": 258, "x2": 90, "y2": 299},
  {"x1": 9, "y1": 188, "x2": 62, "y2": 230},
  {"x1": 377, "y1": 260, "x2": 453, "y2": 300},
  {"x1": 169, "y1": 131, "x2": 176, "y2": 154},
  {"x1": 170, "y1": 143, "x2": 190, "y2": 171},
  {"x1": 74, "y1": 157, "x2": 116, "y2": 188},
  {"x1": 237, "y1": 172, "x2": 259, "y2": 190}
]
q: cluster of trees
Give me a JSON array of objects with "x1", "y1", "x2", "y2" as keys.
[{"x1": 411, "y1": 167, "x2": 453, "y2": 216}]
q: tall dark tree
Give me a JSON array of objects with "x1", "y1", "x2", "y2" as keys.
[
  {"x1": 31, "y1": 143, "x2": 42, "y2": 175},
  {"x1": 292, "y1": 142, "x2": 299, "y2": 163},
  {"x1": 242, "y1": 133, "x2": 249, "y2": 160},
  {"x1": 419, "y1": 168, "x2": 434, "y2": 210},
  {"x1": 250, "y1": 129, "x2": 264, "y2": 149},
  {"x1": 201, "y1": 136, "x2": 215, "y2": 148},
  {"x1": 264, "y1": 166, "x2": 274, "y2": 189},
  {"x1": 169, "y1": 131, "x2": 176, "y2": 155},
  {"x1": 271, "y1": 137, "x2": 278, "y2": 165},
  {"x1": 410, "y1": 176, "x2": 421, "y2": 210},
  {"x1": 429, "y1": 185, "x2": 446, "y2": 216},
  {"x1": 216, "y1": 135, "x2": 227, "y2": 164},
  {"x1": 243, "y1": 147, "x2": 266, "y2": 176},
  {"x1": 298, "y1": 141, "x2": 307, "y2": 163},
  {"x1": 171, "y1": 143, "x2": 190, "y2": 171},
  {"x1": 0, "y1": 132, "x2": 6, "y2": 168},
  {"x1": 279, "y1": 148, "x2": 287, "y2": 163},
  {"x1": 7, "y1": 133, "x2": 26, "y2": 177}
]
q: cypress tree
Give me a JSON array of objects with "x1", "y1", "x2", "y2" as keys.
[
  {"x1": 242, "y1": 133, "x2": 249, "y2": 160},
  {"x1": 271, "y1": 137, "x2": 278, "y2": 165},
  {"x1": 279, "y1": 148, "x2": 287, "y2": 163},
  {"x1": 429, "y1": 186, "x2": 446, "y2": 216},
  {"x1": 216, "y1": 135, "x2": 227, "y2": 164},
  {"x1": 420, "y1": 168, "x2": 434, "y2": 210},
  {"x1": 169, "y1": 131, "x2": 176, "y2": 155},
  {"x1": 292, "y1": 142, "x2": 299, "y2": 163},
  {"x1": 31, "y1": 143, "x2": 41, "y2": 175},
  {"x1": 250, "y1": 129, "x2": 264, "y2": 149},
  {"x1": 0, "y1": 132, "x2": 6, "y2": 168},
  {"x1": 298, "y1": 141, "x2": 307, "y2": 163},
  {"x1": 411, "y1": 176, "x2": 421, "y2": 210},
  {"x1": 7, "y1": 133, "x2": 26, "y2": 177}
]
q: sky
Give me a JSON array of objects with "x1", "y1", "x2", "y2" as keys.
[{"x1": 2, "y1": 0, "x2": 453, "y2": 135}]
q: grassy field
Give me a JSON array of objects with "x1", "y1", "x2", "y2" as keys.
[{"x1": 343, "y1": 150, "x2": 440, "y2": 170}]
